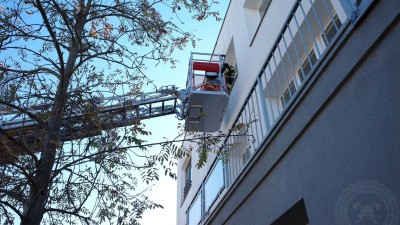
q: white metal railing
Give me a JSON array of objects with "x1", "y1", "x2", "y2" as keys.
[
  {"x1": 223, "y1": 0, "x2": 346, "y2": 187},
  {"x1": 187, "y1": 52, "x2": 226, "y2": 93}
]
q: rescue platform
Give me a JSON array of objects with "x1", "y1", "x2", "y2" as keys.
[{"x1": 184, "y1": 52, "x2": 230, "y2": 132}]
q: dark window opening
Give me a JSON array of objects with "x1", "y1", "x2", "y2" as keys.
[{"x1": 271, "y1": 199, "x2": 310, "y2": 225}]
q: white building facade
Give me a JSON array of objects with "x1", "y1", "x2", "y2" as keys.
[{"x1": 177, "y1": 0, "x2": 400, "y2": 224}]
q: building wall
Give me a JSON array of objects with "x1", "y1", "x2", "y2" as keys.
[
  {"x1": 206, "y1": 1, "x2": 400, "y2": 224},
  {"x1": 177, "y1": 0, "x2": 400, "y2": 224}
]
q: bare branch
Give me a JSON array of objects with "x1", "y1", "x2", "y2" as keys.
[
  {"x1": 34, "y1": 0, "x2": 65, "y2": 75},
  {"x1": 1, "y1": 67, "x2": 60, "y2": 79}
]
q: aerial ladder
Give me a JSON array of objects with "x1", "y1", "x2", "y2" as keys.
[{"x1": 0, "y1": 53, "x2": 232, "y2": 158}]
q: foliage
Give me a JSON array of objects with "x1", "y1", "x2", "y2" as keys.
[
  {"x1": 0, "y1": 0, "x2": 220, "y2": 224},
  {"x1": 169, "y1": 122, "x2": 256, "y2": 170}
]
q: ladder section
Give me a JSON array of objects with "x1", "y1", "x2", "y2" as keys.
[{"x1": 0, "y1": 86, "x2": 180, "y2": 143}]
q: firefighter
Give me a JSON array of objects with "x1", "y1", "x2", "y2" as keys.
[{"x1": 221, "y1": 63, "x2": 235, "y2": 92}]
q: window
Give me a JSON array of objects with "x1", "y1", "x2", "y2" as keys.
[
  {"x1": 222, "y1": 63, "x2": 236, "y2": 93},
  {"x1": 224, "y1": 39, "x2": 238, "y2": 93},
  {"x1": 258, "y1": 0, "x2": 272, "y2": 18},
  {"x1": 204, "y1": 160, "x2": 224, "y2": 212},
  {"x1": 297, "y1": 49, "x2": 317, "y2": 82},
  {"x1": 183, "y1": 159, "x2": 192, "y2": 199},
  {"x1": 187, "y1": 193, "x2": 201, "y2": 225},
  {"x1": 280, "y1": 79, "x2": 297, "y2": 108},
  {"x1": 271, "y1": 199, "x2": 310, "y2": 225},
  {"x1": 186, "y1": 159, "x2": 225, "y2": 225},
  {"x1": 324, "y1": 15, "x2": 342, "y2": 44},
  {"x1": 243, "y1": 0, "x2": 272, "y2": 38}
]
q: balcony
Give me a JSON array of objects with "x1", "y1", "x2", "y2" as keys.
[{"x1": 225, "y1": 0, "x2": 346, "y2": 186}]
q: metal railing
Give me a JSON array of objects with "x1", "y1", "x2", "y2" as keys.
[
  {"x1": 183, "y1": 180, "x2": 192, "y2": 200},
  {"x1": 223, "y1": 0, "x2": 346, "y2": 187},
  {"x1": 187, "y1": 52, "x2": 227, "y2": 93}
]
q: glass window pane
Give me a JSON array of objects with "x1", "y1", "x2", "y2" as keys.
[
  {"x1": 298, "y1": 49, "x2": 317, "y2": 82},
  {"x1": 325, "y1": 16, "x2": 342, "y2": 43},
  {"x1": 280, "y1": 79, "x2": 297, "y2": 108},
  {"x1": 204, "y1": 160, "x2": 224, "y2": 211},
  {"x1": 188, "y1": 194, "x2": 201, "y2": 225}
]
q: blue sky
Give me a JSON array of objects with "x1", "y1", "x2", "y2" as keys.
[{"x1": 138, "y1": 2, "x2": 229, "y2": 225}]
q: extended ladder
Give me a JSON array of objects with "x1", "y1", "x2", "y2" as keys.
[{"x1": 0, "y1": 86, "x2": 185, "y2": 144}]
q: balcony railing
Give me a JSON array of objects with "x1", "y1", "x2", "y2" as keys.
[
  {"x1": 186, "y1": 0, "x2": 352, "y2": 224},
  {"x1": 224, "y1": 0, "x2": 346, "y2": 187}
]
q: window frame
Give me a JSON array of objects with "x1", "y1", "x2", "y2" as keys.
[
  {"x1": 187, "y1": 192, "x2": 202, "y2": 225},
  {"x1": 243, "y1": 0, "x2": 273, "y2": 46},
  {"x1": 279, "y1": 77, "x2": 297, "y2": 109},
  {"x1": 182, "y1": 158, "x2": 192, "y2": 201},
  {"x1": 258, "y1": 0, "x2": 272, "y2": 18},
  {"x1": 318, "y1": 14, "x2": 342, "y2": 50},
  {"x1": 296, "y1": 47, "x2": 318, "y2": 83},
  {"x1": 203, "y1": 160, "x2": 225, "y2": 214}
]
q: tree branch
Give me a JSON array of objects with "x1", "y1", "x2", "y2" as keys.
[
  {"x1": 0, "y1": 100, "x2": 46, "y2": 128},
  {"x1": 34, "y1": 0, "x2": 65, "y2": 75},
  {"x1": 45, "y1": 207, "x2": 91, "y2": 225},
  {"x1": 0, "y1": 67, "x2": 60, "y2": 79},
  {"x1": 0, "y1": 200, "x2": 23, "y2": 218}
]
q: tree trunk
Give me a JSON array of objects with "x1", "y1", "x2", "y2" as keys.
[
  {"x1": 21, "y1": 187, "x2": 47, "y2": 225},
  {"x1": 20, "y1": 47, "x2": 80, "y2": 225},
  {"x1": 19, "y1": 2, "x2": 89, "y2": 223}
]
